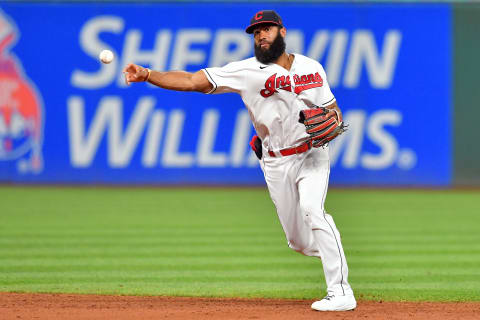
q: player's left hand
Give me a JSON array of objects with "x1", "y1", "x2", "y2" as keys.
[{"x1": 299, "y1": 106, "x2": 347, "y2": 148}]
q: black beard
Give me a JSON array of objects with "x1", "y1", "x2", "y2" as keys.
[{"x1": 254, "y1": 30, "x2": 286, "y2": 64}]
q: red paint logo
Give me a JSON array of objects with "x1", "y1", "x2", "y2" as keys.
[
  {"x1": 259, "y1": 72, "x2": 323, "y2": 98},
  {"x1": 0, "y1": 10, "x2": 44, "y2": 173}
]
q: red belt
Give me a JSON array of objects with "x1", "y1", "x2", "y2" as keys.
[{"x1": 268, "y1": 140, "x2": 312, "y2": 157}]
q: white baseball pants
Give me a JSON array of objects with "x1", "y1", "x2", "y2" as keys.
[{"x1": 260, "y1": 147, "x2": 353, "y2": 296}]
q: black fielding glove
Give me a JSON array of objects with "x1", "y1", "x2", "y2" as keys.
[{"x1": 249, "y1": 135, "x2": 263, "y2": 160}]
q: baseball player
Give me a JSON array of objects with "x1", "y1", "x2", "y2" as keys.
[{"x1": 123, "y1": 10, "x2": 356, "y2": 311}]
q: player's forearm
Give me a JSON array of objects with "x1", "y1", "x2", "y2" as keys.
[
  {"x1": 124, "y1": 63, "x2": 213, "y2": 93},
  {"x1": 147, "y1": 70, "x2": 198, "y2": 92}
]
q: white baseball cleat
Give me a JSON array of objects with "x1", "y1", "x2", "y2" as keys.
[{"x1": 311, "y1": 294, "x2": 357, "y2": 311}]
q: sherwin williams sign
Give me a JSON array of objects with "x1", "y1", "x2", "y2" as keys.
[{"x1": 0, "y1": 3, "x2": 451, "y2": 185}]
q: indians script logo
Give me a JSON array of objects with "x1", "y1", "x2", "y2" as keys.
[
  {"x1": 0, "y1": 10, "x2": 44, "y2": 173},
  {"x1": 260, "y1": 72, "x2": 324, "y2": 98}
]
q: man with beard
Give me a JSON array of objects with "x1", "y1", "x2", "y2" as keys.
[{"x1": 123, "y1": 10, "x2": 356, "y2": 312}]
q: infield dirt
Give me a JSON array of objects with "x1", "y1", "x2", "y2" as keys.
[{"x1": 1, "y1": 293, "x2": 479, "y2": 320}]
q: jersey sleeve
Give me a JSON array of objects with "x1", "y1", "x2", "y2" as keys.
[
  {"x1": 202, "y1": 61, "x2": 246, "y2": 94},
  {"x1": 317, "y1": 63, "x2": 336, "y2": 107}
]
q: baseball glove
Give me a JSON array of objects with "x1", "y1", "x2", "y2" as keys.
[
  {"x1": 249, "y1": 135, "x2": 263, "y2": 160},
  {"x1": 299, "y1": 106, "x2": 347, "y2": 148}
]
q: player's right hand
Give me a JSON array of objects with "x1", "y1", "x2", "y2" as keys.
[{"x1": 123, "y1": 63, "x2": 149, "y2": 85}]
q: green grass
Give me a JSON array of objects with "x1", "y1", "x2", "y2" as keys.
[{"x1": 0, "y1": 187, "x2": 479, "y2": 301}]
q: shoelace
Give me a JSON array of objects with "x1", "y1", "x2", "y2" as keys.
[{"x1": 323, "y1": 295, "x2": 334, "y2": 301}]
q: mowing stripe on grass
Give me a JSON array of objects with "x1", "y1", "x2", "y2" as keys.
[{"x1": 1, "y1": 187, "x2": 479, "y2": 301}]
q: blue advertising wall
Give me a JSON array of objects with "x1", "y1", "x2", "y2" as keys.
[{"x1": 0, "y1": 3, "x2": 451, "y2": 185}]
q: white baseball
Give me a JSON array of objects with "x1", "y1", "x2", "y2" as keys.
[{"x1": 99, "y1": 49, "x2": 114, "y2": 64}]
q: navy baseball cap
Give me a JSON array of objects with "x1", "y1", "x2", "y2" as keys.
[{"x1": 245, "y1": 10, "x2": 283, "y2": 34}]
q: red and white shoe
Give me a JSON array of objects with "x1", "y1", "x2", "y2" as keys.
[{"x1": 311, "y1": 294, "x2": 356, "y2": 311}]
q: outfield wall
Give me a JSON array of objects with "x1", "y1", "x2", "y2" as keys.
[{"x1": 0, "y1": 3, "x2": 460, "y2": 186}]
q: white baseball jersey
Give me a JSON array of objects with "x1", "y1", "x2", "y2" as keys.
[{"x1": 202, "y1": 53, "x2": 336, "y2": 152}]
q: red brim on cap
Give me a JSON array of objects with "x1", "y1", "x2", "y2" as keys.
[{"x1": 245, "y1": 21, "x2": 282, "y2": 34}]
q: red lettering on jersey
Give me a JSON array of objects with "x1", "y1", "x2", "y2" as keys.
[
  {"x1": 293, "y1": 74, "x2": 300, "y2": 84},
  {"x1": 280, "y1": 75, "x2": 292, "y2": 92},
  {"x1": 293, "y1": 72, "x2": 323, "y2": 94},
  {"x1": 294, "y1": 83, "x2": 323, "y2": 94},
  {"x1": 276, "y1": 75, "x2": 285, "y2": 88},
  {"x1": 258, "y1": 71, "x2": 329, "y2": 98},
  {"x1": 260, "y1": 73, "x2": 277, "y2": 97},
  {"x1": 260, "y1": 74, "x2": 292, "y2": 97}
]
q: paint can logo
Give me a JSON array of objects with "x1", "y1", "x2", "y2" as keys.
[{"x1": 0, "y1": 9, "x2": 44, "y2": 173}]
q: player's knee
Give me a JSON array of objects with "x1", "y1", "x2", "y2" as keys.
[
  {"x1": 287, "y1": 238, "x2": 304, "y2": 253},
  {"x1": 299, "y1": 200, "x2": 324, "y2": 220},
  {"x1": 287, "y1": 238, "x2": 318, "y2": 257},
  {"x1": 300, "y1": 205, "x2": 325, "y2": 230}
]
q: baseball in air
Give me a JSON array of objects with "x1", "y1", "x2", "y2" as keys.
[{"x1": 99, "y1": 49, "x2": 114, "y2": 64}]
